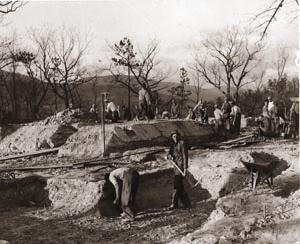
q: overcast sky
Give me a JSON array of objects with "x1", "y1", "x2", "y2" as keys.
[{"x1": 2, "y1": 0, "x2": 299, "y2": 82}]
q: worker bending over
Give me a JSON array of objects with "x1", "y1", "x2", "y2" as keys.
[{"x1": 105, "y1": 167, "x2": 139, "y2": 219}]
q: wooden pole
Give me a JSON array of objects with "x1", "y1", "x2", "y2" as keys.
[{"x1": 101, "y1": 93, "x2": 106, "y2": 157}]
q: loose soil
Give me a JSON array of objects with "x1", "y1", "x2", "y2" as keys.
[{"x1": 0, "y1": 138, "x2": 298, "y2": 244}]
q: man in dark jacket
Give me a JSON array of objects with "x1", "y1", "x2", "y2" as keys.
[
  {"x1": 167, "y1": 131, "x2": 191, "y2": 210},
  {"x1": 221, "y1": 97, "x2": 232, "y2": 135}
]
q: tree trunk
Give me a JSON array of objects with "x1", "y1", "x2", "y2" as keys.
[
  {"x1": 128, "y1": 66, "x2": 131, "y2": 109},
  {"x1": 227, "y1": 81, "x2": 231, "y2": 99},
  {"x1": 63, "y1": 84, "x2": 69, "y2": 109}
]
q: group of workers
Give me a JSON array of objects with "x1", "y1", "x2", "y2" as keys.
[
  {"x1": 105, "y1": 130, "x2": 190, "y2": 220},
  {"x1": 100, "y1": 94, "x2": 298, "y2": 221},
  {"x1": 161, "y1": 99, "x2": 209, "y2": 123},
  {"x1": 259, "y1": 96, "x2": 299, "y2": 138},
  {"x1": 89, "y1": 84, "x2": 154, "y2": 123},
  {"x1": 213, "y1": 97, "x2": 242, "y2": 136}
]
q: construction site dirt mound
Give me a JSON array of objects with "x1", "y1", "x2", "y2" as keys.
[
  {"x1": 169, "y1": 142, "x2": 299, "y2": 244},
  {"x1": 0, "y1": 125, "x2": 77, "y2": 156},
  {"x1": 58, "y1": 120, "x2": 216, "y2": 159},
  {"x1": 37, "y1": 109, "x2": 97, "y2": 125},
  {"x1": 12, "y1": 168, "x2": 209, "y2": 220},
  {"x1": 188, "y1": 143, "x2": 296, "y2": 199}
]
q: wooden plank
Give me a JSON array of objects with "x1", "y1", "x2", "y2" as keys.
[
  {"x1": 217, "y1": 135, "x2": 253, "y2": 146},
  {"x1": 0, "y1": 163, "x2": 73, "y2": 173},
  {"x1": 0, "y1": 148, "x2": 59, "y2": 162},
  {"x1": 74, "y1": 148, "x2": 167, "y2": 167}
]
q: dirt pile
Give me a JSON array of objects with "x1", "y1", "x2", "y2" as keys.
[
  {"x1": 0, "y1": 125, "x2": 77, "y2": 156},
  {"x1": 32, "y1": 178, "x2": 104, "y2": 219},
  {"x1": 188, "y1": 143, "x2": 296, "y2": 199},
  {"x1": 37, "y1": 108, "x2": 96, "y2": 125},
  {"x1": 169, "y1": 142, "x2": 299, "y2": 244},
  {"x1": 23, "y1": 168, "x2": 209, "y2": 220},
  {"x1": 58, "y1": 125, "x2": 106, "y2": 159},
  {"x1": 189, "y1": 150, "x2": 249, "y2": 199},
  {"x1": 59, "y1": 120, "x2": 216, "y2": 159}
]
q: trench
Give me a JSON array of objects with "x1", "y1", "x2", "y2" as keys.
[
  {"x1": 0, "y1": 152, "x2": 297, "y2": 243},
  {"x1": 0, "y1": 169, "x2": 217, "y2": 243},
  {"x1": 0, "y1": 168, "x2": 212, "y2": 217}
]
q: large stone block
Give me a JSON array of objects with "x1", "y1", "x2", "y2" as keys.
[{"x1": 59, "y1": 121, "x2": 215, "y2": 159}]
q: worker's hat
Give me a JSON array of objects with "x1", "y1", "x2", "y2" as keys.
[{"x1": 170, "y1": 130, "x2": 179, "y2": 137}]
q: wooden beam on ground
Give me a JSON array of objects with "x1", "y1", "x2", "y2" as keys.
[
  {"x1": 0, "y1": 162, "x2": 112, "y2": 174},
  {"x1": 73, "y1": 148, "x2": 167, "y2": 167},
  {"x1": 0, "y1": 148, "x2": 59, "y2": 162},
  {"x1": 0, "y1": 164, "x2": 74, "y2": 173},
  {"x1": 217, "y1": 135, "x2": 254, "y2": 146}
]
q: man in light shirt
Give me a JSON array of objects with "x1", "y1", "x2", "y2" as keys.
[
  {"x1": 267, "y1": 96, "x2": 275, "y2": 114},
  {"x1": 138, "y1": 84, "x2": 151, "y2": 120},
  {"x1": 105, "y1": 167, "x2": 139, "y2": 219},
  {"x1": 214, "y1": 104, "x2": 223, "y2": 134},
  {"x1": 230, "y1": 101, "x2": 241, "y2": 134},
  {"x1": 106, "y1": 99, "x2": 119, "y2": 123}
]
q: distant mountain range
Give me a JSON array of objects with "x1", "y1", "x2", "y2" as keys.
[
  {"x1": 1, "y1": 72, "x2": 225, "y2": 122},
  {"x1": 79, "y1": 75, "x2": 225, "y2": 108}
]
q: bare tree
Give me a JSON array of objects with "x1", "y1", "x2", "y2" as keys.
[
  {"x1": 12, "y1": 50, "x2": 49, "y2": 120},
  {"x1": 275, "y1": 47, "x2": 289, "y2": 81},
  {"x1": 194, "y1": 26, "x2": 264, "y2": 102},
  {"x1": 30, "y1": 26, "x2": 91, "y2": 109},
  {"x1": 109, "y1": 38, "x2": 168, "y2": 107},
  {"x1": 0, "y1": 1, "x2": 24, "y2": 14},
  {"x1": 188, "y1": 64, "x2": 204, "y2": 103},
  {"x1": 253, "y1": 0, "x2": 298, "y2": 39}
]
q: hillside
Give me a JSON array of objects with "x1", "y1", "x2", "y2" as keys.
[
  {"x1": 79, "y1": 75, "x2": 225, "y2": 109},
  {"x1": 0, "y1": 72, "x2": 225, "y2": 123}
]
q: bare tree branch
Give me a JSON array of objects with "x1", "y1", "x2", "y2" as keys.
[
  {"x1": 0, "y1": 1, "x2": 24, "y2": 14},
  {"x1": 193, "y1": 26, "x2": 264, "y2": 102}
]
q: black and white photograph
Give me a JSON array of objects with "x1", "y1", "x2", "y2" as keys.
[{"x1": 0, "y1": 0, "x2": 299, "y2": 243}]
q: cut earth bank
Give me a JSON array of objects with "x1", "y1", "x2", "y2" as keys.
[{"x1": 0, "y1": 120, "x2": 298, "y2": 243}]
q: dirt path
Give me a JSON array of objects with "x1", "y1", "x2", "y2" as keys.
[{"x1": 0, "y1": 200, "x2": 216, "y2": 244}]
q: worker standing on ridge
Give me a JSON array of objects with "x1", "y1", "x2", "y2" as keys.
[
  {"x1": 167, "y1": 130, "x2": 191, "y2": 210},
  {"x1": 138, "y1": 83, "x2": 151, "y2": 120},
  {"x1": 221, "y1": 97, "x2": 232, "y2": 136},
  {"x1": 105, "y1": 167, "x2": 139, "y2": 219},
  {"x1": 106, "y1": 98, "x2": 119, "y2": 123}
]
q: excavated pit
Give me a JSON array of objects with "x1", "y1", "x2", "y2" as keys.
[
  {"x1": 0, "y1": 175, "x2": 50, "y2": 209},
  {"x1": 0, "y1": 168, "x2": 211, "y2": 219}
]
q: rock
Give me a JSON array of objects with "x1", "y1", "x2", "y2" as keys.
[
  {"x1": 239, "y1": 230, "x2": 248, "y2": 240},
  {"x1": 218, "y1": 236, "x2": 232, "y2": 244},
  {"x1": 246, "y1": 217, "x2": 258, "y2": 226},
  {"x1": 59, "y1": 121, "x2": 215, "y2": 159},
  {"x1": 0, "y1": 241, "x2": 10, "y2": 244},
  {"x1": 189, "y1": 234, "x2": 219, "y2": 244},
  {"x1": 243, "y1": 223, "x2": 252, "y2": 233}
]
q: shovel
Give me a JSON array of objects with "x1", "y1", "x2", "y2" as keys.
[{"x1": 168, "y1": 158, "x2": 201, "y2": 188}]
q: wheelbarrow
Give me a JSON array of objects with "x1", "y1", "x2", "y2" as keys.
[{"x1": 240, "y1": 158, "x2": 276, "y2": 192}]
